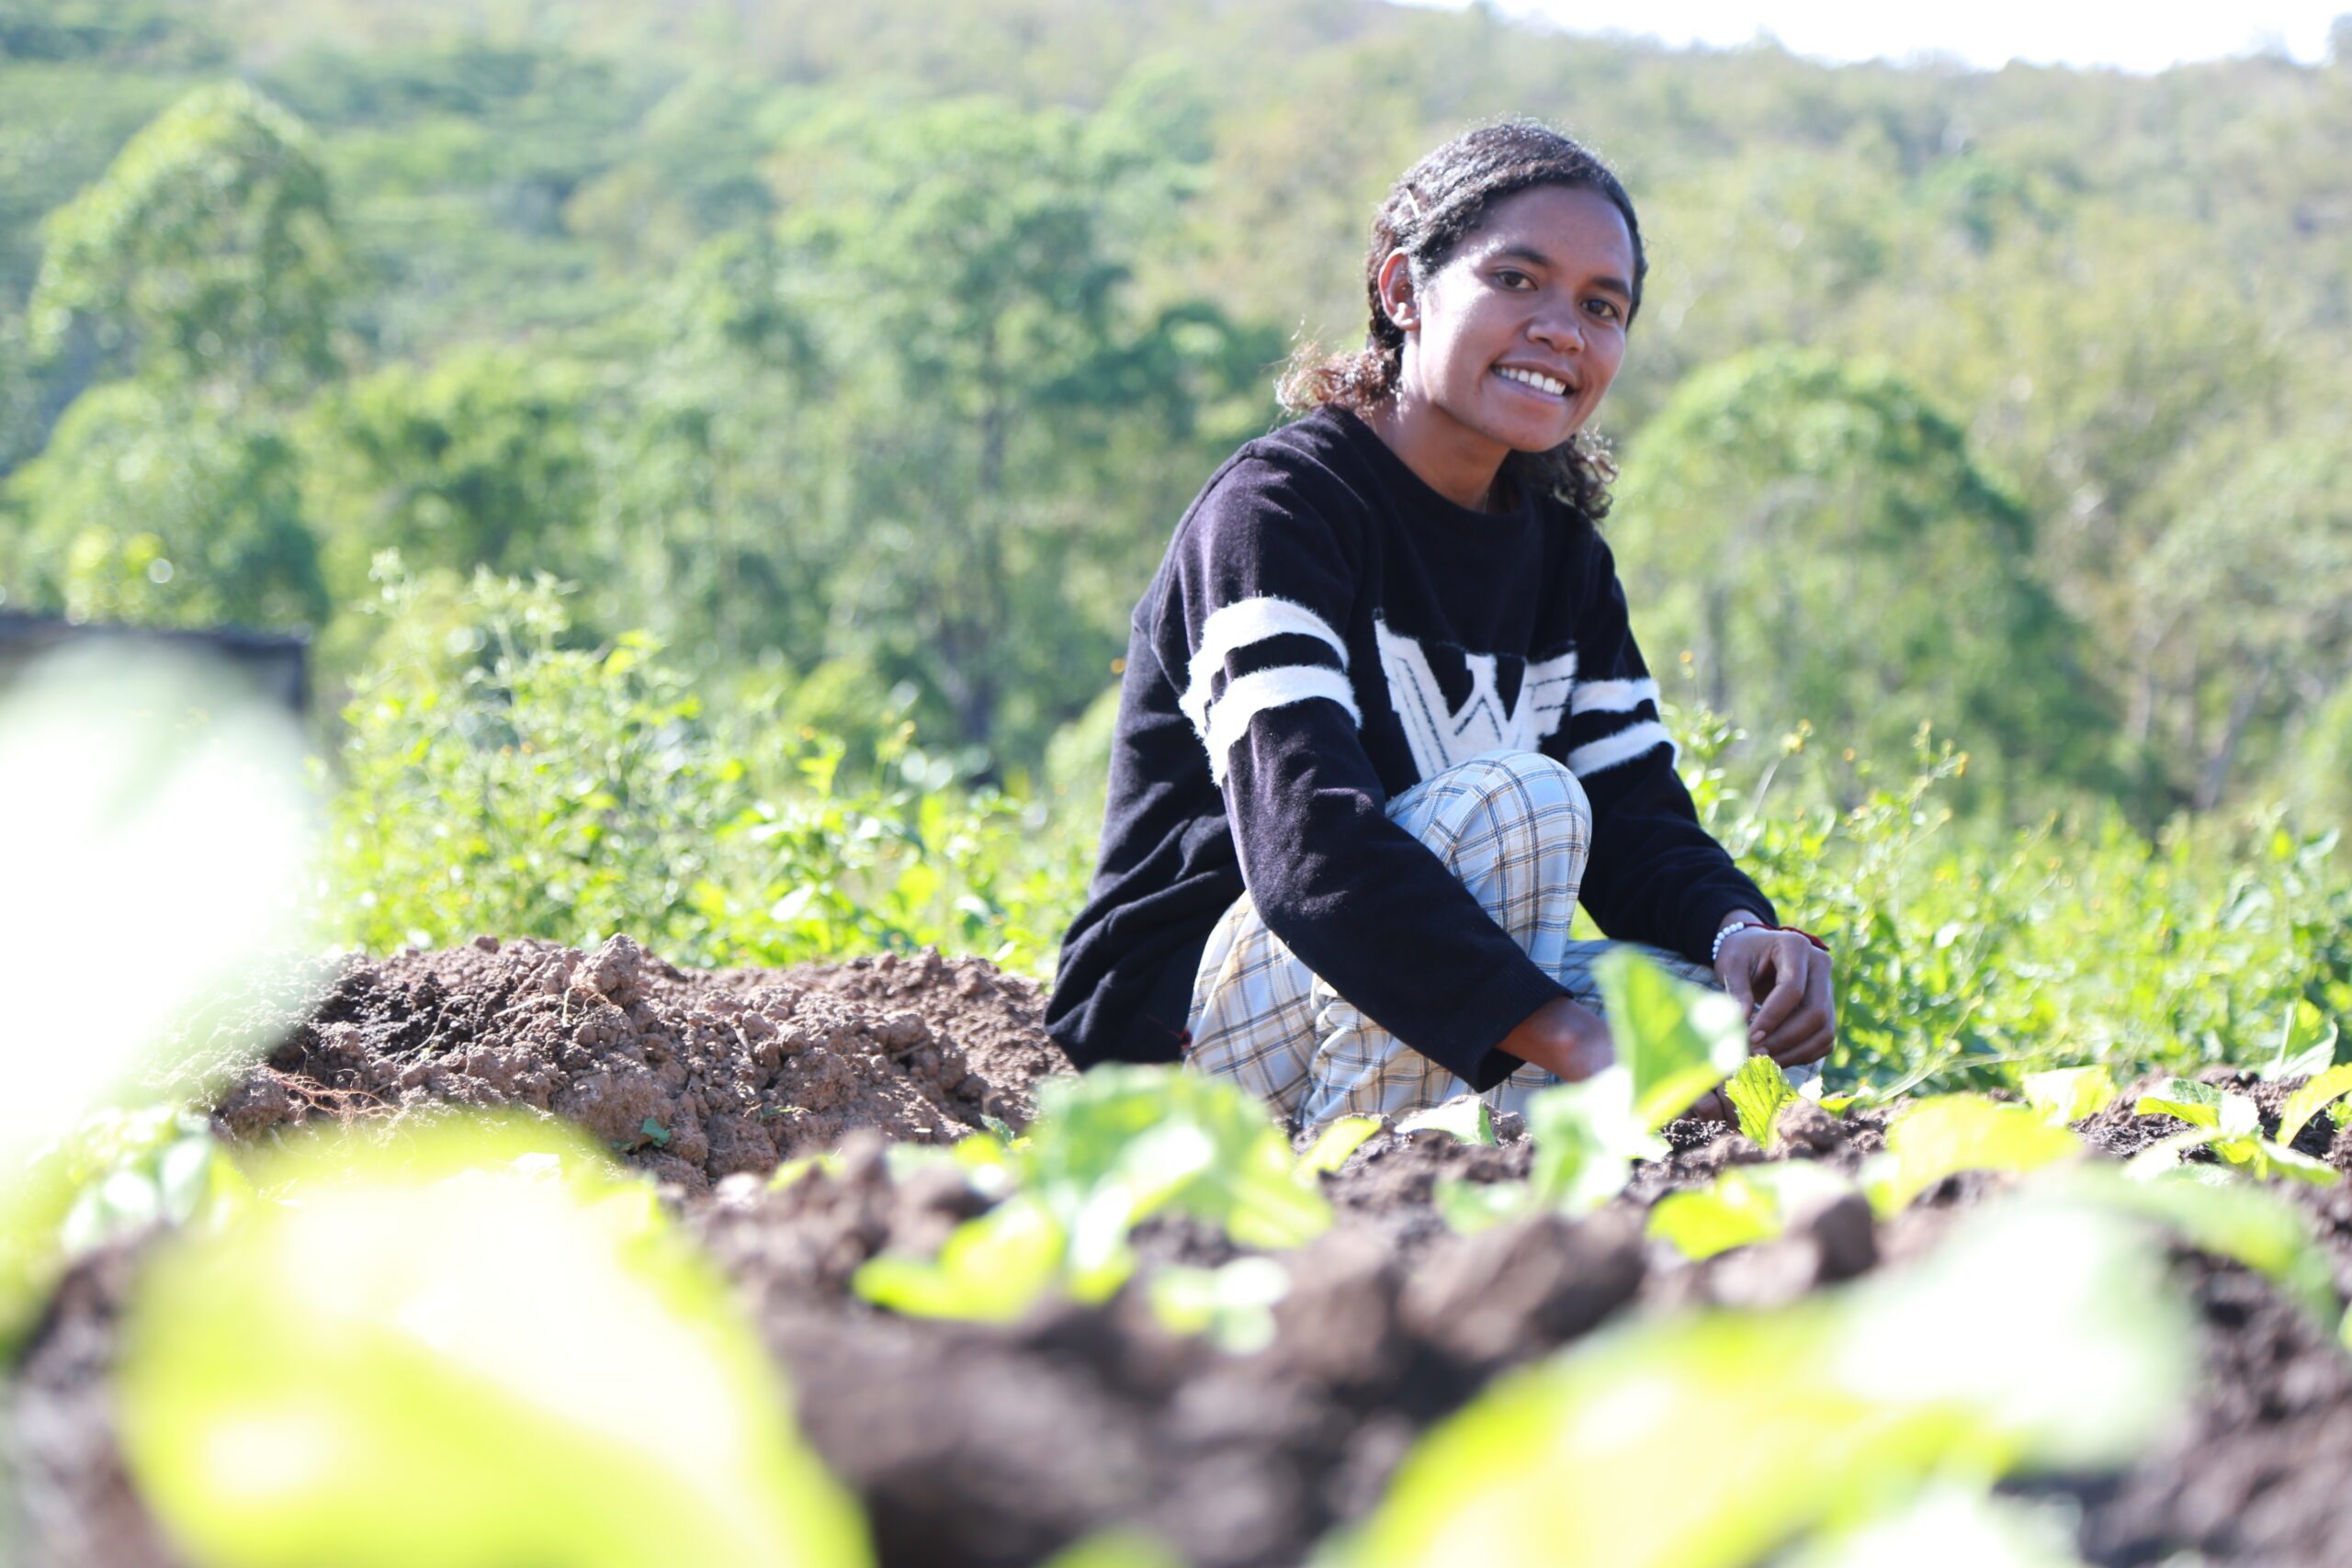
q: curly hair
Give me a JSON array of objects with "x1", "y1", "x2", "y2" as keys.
[{"x1": 1279, "y1": 119, "x2": 1645, "y2": 523}]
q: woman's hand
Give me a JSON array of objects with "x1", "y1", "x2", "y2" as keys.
[{"x1": 1714, "y1": 919, "x2": 1837, "y2": 1069}]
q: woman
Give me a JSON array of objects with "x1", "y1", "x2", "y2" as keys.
[{"x1": 1046, "y1": 120, "x2": 1835, "y2": 1130}]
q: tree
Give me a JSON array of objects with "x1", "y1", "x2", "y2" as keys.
[
  {"x1": 1612, "y1": 347, "x2": 2110, "y2": 807},
  {"x1": 767, "y1": 94, "x2": 1276, "y2": 761},
  {"x1": 0, "y1": 380, "x2": 326, "y2": 632},
  {"x1": 2126, "y1": 426, "x2": 2352, "y2": 811},
  {"x1": 301, "y1": 345, "x2": 598, "y2": 601},
  {"x1": 28, "y1": 81, "x2": 345, "y2": 400}
]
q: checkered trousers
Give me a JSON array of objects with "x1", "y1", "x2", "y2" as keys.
[{"x1": 1183, "y1": 748, "x2": 1724, "y2": 1131}]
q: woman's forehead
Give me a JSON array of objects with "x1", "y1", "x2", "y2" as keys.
[{"x1": 1455, "y1": 185, "x2": 1634, "y2": 274}]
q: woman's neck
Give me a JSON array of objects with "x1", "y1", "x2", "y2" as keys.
[{"x1": 1359, "y1": 391, "x2": 1512, "y2": 513}]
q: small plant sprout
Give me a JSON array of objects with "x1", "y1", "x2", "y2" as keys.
[
  {"x1": 1724, "y1": 1055, "x2": 1799, "y2": 1148},
  {"x1": 1869, "y1": 1096, "x2": 2082, "y2": 1216},
  {"x1": 854, "y1": 1066, "x2": 1332, "y2": 1322},
  {"x1": 2258, "y1": 1000, "x2": 2340, "y2": 1083},
  {"x1": 2276, "y1": 1064, "x2": 2352, "y2": 1148},
  {"x1": 2020, "y1": 1065, "x2": 2118, "y2": 1126},
  {"x1": 1396, "y1": 1096, "x2": 1496, "y2": 1145},
  {"x1": 1430, "y1": 956, "x2": 1755, "y2": 1235},
  {"x1": 1146, "y1": 1257, "x2": 1291, "y2": 1354},
  {"x1": 1647, "y1": 1164, "x2": 1853, "y2": 1261},
  {"x1": 1297, "y1": 1116, "x2": 1383, "y2": 1176},
  {"x1": 2128, "y1": 1078, "x2": 2338, "y2": 1185}
]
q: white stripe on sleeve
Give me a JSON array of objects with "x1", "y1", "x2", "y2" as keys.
[
  {"x1": 1203, "y1": 665, "x2": 1363, "y2": 783},
  {"x1": 1569, "y1": 675, "x2": 1660, "y2": 716},
  {"x1": 1180, "y1": 597, "x2": 1350, "y2": 736},
  {"x1": 1566, "y1": 718, "x2": 1678, "y2": 776}
]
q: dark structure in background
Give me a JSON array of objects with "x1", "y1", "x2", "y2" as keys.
[{"x1": 0, "y1": 614, "x2": 311, "y2": 716}]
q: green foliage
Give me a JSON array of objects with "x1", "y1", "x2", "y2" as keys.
[
  {"x1": 1340, "y1": 1196, "x2": 2192, "y2": 1568},
  {"x1": 1684, "y1": 704, "x2": 2352, "y2": 1095},
  {"x1": 854, "y1": 1066, "x2": 1329, "y2": 1322},
  {"x1": 2125, "y1": 1082, "x2": 2338, "y2": 1186},
  {"x1": 117, "y1": 1119, "x2": 872, "y2": 1568},
  {"x1": 1396, "y1": 1096, "x2": 1495, "y2": 1145},
  {"x1": 1870, "y1": 1096, "x2": 2081, "y2": 1215},
  {"x1": 2278, "y1": 1065, "x2": 2352, "y2": 1148},
  {"x1": 2020, "y1": 1066, "x2": 2119, "y2": 1126},
  {"x1": 2049, "y1": 1167, "x2": 2338, "y2": 1324},
  {"x1": 30, "y1": 81, "x2": 344, "y2": 394},
  {"x1": 1145, "y1": 1257, "x2": 1289, "y2": 1354},
  {"x1": 1296, "y1": 1116, "x2": 1382, "y2": 1175},
  {"x1": 1646, "y1": 1163, "x2": 1850, "y2": 1261},
  {"x1": 324, "y1": 565, "x2": 1087, "y2": 976},
  {"x1": 1615, "y1": 347, "x2": 2109, "y2": 806},
  {"x1": 0, "y1": 379, "x2": 328, "y2": 629},
  {"x1": 1594, "y1": 949, "x2": 1751, "y2": 1131},
  {"x1": 1725, "y1": 1055, "x2": 1799, "y2": 1147}
]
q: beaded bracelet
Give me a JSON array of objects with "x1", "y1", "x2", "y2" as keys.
[{"x1": 1712, "y1": 919, "x2": 1833, "y2": 966}]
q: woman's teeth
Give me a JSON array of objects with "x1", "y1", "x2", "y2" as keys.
[{"x1": 1498, "y1": 367, "x2": 1569, "y2": 397}]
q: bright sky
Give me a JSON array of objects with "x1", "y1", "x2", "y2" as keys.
[{"x1": 1415, "y1": 0, "x2": 2345, "y2": 72}]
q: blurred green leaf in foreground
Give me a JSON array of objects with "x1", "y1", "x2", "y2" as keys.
[{"x1": 118, "y1": 1118, "x2": 871, "y2": 1568}]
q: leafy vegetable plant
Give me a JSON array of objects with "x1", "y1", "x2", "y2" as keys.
[
  {"x1": 1646, "y1": 1163, "x2": 1853, "y2": 1261},
  {"x1": 855, "y1": 1066, "x2": 1329, "y2": 1321},
  {"x1": 1340, "y1": 1194, "x2": 2192, "y2": 1568},
  {"x1": 1431, "y1": 953, "x2": 1752, "y2": 1233},
  {"x1": 119, "y1": 1118, "x2": 872, "y2": 1568},
  {"x1": 2019, "y1": 1065, "x2": 2118, "y2": 1126},
  {"x1": 2127, "y1": 1078, "x2": 2336, "y2": 1185},
  {"x1": 1868, "y1": 1095, "x2": 2081, "y2": 1216}
]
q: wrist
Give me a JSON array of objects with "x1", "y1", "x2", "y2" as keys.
[{"x1": 1498, "y1": 996, "x2": 1611, "y2": 1080}]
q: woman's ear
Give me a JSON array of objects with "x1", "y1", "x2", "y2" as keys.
[{"x1": 1374, "y1": 248, "x2": 1419, "y2": 332}]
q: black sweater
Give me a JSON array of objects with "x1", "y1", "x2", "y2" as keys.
[{"x1": 1046, "y1": 405, "x2": 1774, "y2": 1089}]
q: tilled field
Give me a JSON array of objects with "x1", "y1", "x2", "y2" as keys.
[{"x1": 10, "y1": 935, "x2": 2352, "y2": 1567}]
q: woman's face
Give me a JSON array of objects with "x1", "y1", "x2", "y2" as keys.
[{"x1": 1383, "y1": 183, "x2": 1635, "y2": 464}]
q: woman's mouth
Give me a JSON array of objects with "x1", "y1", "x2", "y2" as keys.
[{"x1": 1495, "y1": 365, "x2": 1573, "y2": 400}]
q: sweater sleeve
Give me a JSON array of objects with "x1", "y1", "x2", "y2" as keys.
[
  {"x1": 1548, "y1": 536, "x2": 1778, "y2": 963},
  {"x1": 1155, "y1": 459, "x2": 1566, "y2": 1091}
]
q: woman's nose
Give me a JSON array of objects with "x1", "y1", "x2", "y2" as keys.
[{"x1": 1530, "y1": 308, "x2": 1584, "y2": 353}]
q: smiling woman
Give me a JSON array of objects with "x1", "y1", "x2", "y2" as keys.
[{"x1": 1046, "y1": 120, "x2": 1837, "y2": 1132}]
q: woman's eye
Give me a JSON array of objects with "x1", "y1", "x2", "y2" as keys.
[
  {"x1": 1495, "y1": 268, "x2": 1533, "y2": 290},
  {"x1": 1585, "y1": 298, "x2": 1623, "y2": 321}
]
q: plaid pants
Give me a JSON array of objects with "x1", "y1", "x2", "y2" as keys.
[{"x1": 1184, "y1": 749, "x2": 1723, "y2": 1131}]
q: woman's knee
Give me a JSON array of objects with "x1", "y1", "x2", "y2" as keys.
[{"x1": 1421, "y1": 749, "x2": 1590, "y2": 821}]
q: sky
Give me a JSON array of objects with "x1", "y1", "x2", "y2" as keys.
[{"x1": 1411, "y1": 0, "x2": 2346, "y2": 73}]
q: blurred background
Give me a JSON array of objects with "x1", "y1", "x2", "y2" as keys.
[{"x1": 3, "y1": 0, "x2": 2350, "y2": 1078}]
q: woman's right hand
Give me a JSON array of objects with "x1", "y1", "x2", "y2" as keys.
[{"x1": 1499, "y1": 996, "x2": 1616, "y2": 1082}]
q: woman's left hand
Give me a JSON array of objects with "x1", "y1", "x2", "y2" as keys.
[{"x1": 1715, "y1": 925, "x2": 1837, "y2": 1069}]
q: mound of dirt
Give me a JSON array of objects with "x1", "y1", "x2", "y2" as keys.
[{"x1": 211, "y1": 936, "x2": 1071, "y2": 1192}]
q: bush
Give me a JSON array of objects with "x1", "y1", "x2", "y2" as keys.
[{"x1": 325, "y1": 563, "x2": 1089, "y2": 977}]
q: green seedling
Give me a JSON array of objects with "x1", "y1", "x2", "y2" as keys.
[
  {"x1": 1397, "y1": 1096, "x2": 1496, "y2": 1145},
  {"x1": 1431, "y1": 1176, "x2": 1535, "y2": 1235},
  {"x1": 119, "y1": 1117, "x2": 871, "y2": 1568},
  {"x1": 1427, "y1": 956, "x2": 1754, "y2": 1236},
  {"x1": 1868, "y1": 1095, "x2": 2081, "y2": 1216},
  {"x1": 2258, "y1": 1000, "x2": 2341, "y2": 1083},
  {"x1": 1298, "y1": 1116, "x2": 1382, "y2": 1176},
  {"x1": 639, "y1": 1117, "x2": 673, "y2": 1148},
  {"x1": 854, "y1": 1066, "x2": 1330, "y2": 1321},
  {"x1": 1647, "y1": 1163, "x2": 1854, "y2": 1261},
  {"x1": 2277, "y1": 1064, "x2": 2352, "y2": 1148},
  {"x1": 1147, "y1": 1257, "x2": 1290, "y2": 1354},
  {"x1": 2020, "y1": 1065, "x2": 2118, "y2": 1126},
  {"x1": 2046, "y1": 1165, "x2": 2337, "y2": 1324},
  {"x1": 1725, "y1": 1055, "x2": 1800, "y2": 1148},
  {"x1": 1340, "y1": 1193, "x2": 2192, "y2": 1568},
  {"x1": 2130, "y1": 1078, "x2": 2337, "y2": 1185}
]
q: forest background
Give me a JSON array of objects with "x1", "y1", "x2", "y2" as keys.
[{"x1": 6, "y1": 0, "x2": 2352, "y2": 1092}]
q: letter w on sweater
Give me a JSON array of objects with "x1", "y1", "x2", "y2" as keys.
[{"x1": 1180, "y1": 597, "x2": 1672, "y2": 785}]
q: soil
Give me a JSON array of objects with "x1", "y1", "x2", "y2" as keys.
[
  {"x1": 11, "y1": 939, "x2": 2352, "y2": 1567},
  {"x1": 207, "y1": 935, "x2": 1074, "y2": 1192}
]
